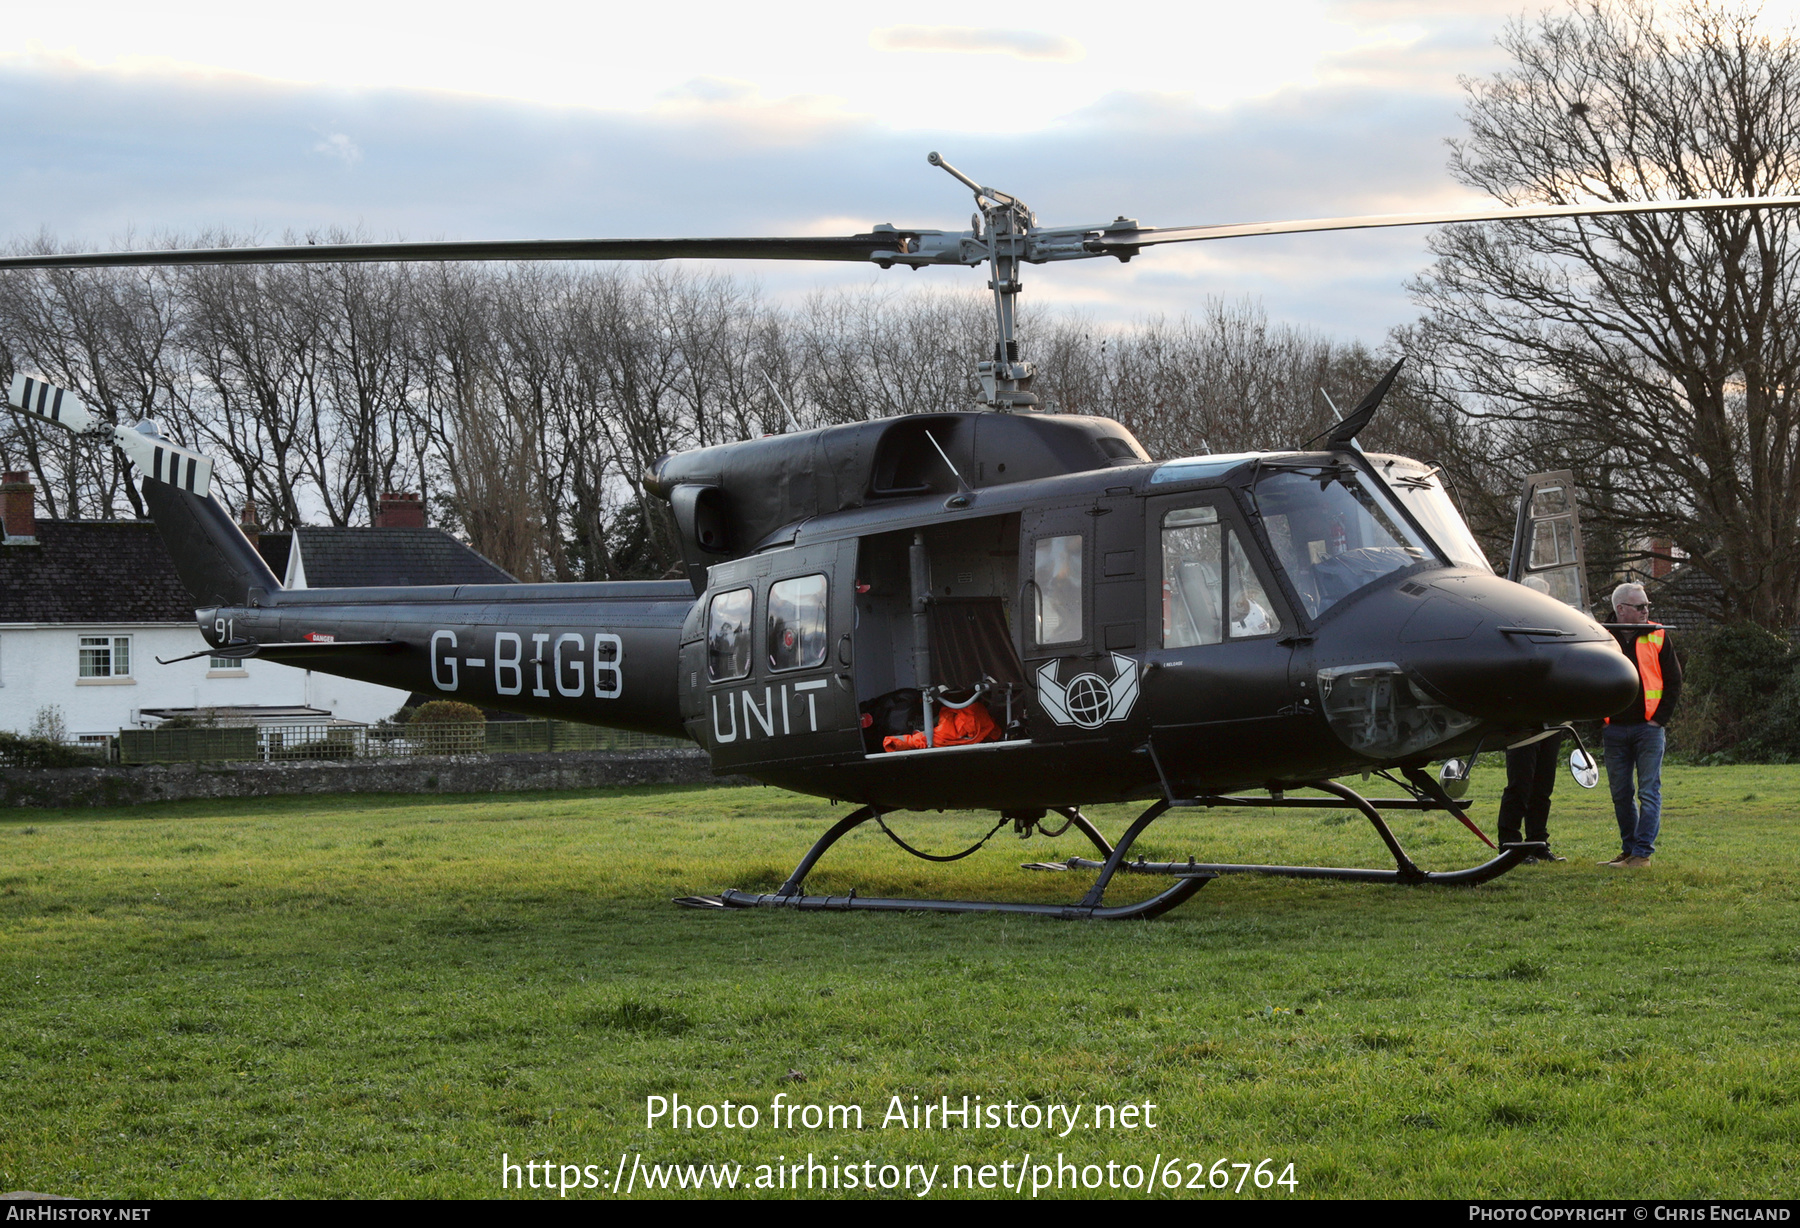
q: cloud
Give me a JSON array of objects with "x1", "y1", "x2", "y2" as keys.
[
  {"x1": 657, "y1": 77, "x2": 757, "y2": 106},
  {"x1": 312, "y1": 132, "x2": 361, "y2": 165},
  {"x1": 0, "y1": 59, "x2": 1481, "y2": 344},
  {"x1": 870, "y1": 26, "x2": 1084, "y2": 63}
]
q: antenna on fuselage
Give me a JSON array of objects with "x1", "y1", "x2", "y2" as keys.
[
  {"x1": 760, "y1": 370, "x2": 802, "y2": 434},
  {"x1": 1305, "y1": 359, "x2": 1404, "y2": 451},
  {"x1": 923, "y1": 429, "x2": 974, "y2": 496},
  {"x1": 1321, "y1": 389, "x2": 1358, "y2": 451}
]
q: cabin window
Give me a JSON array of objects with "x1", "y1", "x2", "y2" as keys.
[
  {"x1": 1161, "y1": 508, "x2": 1283, "y2": 647},
  {"x1": 706, "y1": 587, "x2": 754, "y2": 681},
  {"x1": 1034, "y1": 534, "x2": 1084, "y2": 645},
  {"x1": 79, "y1": 635, "x2": 131, "y2": 679},
  {"x1": 768, "y1": 574, "x2": 829, "y2": 672}
]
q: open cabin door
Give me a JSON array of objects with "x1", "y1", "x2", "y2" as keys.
[
  {"x1": 678, "y1": 540, "x2": 862, "y2": 772},
  {"x1": 1508, "y1": 471, "x2": 1589, "y2": 612}
]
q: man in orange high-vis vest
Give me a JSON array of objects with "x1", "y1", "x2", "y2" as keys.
[{"x1": 1601, "y1": 582, "x2": 1682, "y2": 867}]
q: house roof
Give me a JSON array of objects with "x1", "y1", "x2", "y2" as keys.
[
  {"x1": 1646, "y1": 562, "x2": 1728, "y2": 632},
  {"x1": 281, "y1": 526, "x2": 516, "y2": 588},
  {"x1": 255, "y1": 532, "x2": 292, "y2": 582},
  {"x1": 0, "y1": 520, "x2": 197, "y2": 623}
]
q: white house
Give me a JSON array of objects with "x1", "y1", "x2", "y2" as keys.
[{"x1": 0, "y1": 476, "x2": 510, "y2": 743}]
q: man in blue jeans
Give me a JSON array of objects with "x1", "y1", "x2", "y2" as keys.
[{"x1": 1602, "y1": 583, "x2": 1681, "y2": 868}]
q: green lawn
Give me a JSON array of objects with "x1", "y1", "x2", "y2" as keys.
[{"x1": 2, "y1": 764, "x2": 1796, "y2": 1199}]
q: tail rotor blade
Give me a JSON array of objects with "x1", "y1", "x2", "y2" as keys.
[
  {"x1": 7, "y1": 373, "x2": 96, "y2": 433},
  {"x1": 111, "y1": 427, "x2": 214, "y2": 497},
  {"x1": 5, "y1": 372, "x2": 214, "y2": 497}
]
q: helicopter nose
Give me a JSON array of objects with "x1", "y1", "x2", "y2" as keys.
[
  {"x1": 1394, "y1": 575, "x2": 1639, "y2": 726},
  {"x1": 1411, "y1": 636, "x2": 1640, "y2": 726},
  {"x1": 1533, "y1": 637, "x2": 1642, "y2": 720}
]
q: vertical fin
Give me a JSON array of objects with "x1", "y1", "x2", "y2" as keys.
[{"x1": 138, "y1": 479, "x2": 282, "y2": 608}]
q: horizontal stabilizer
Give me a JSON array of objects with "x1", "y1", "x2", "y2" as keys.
[
  {"x1": 156, "y1": 640, "x2": 402, "y2": 666},
  {"x1": 6, "y1": 372, "x2": 213, "y2": 496}
]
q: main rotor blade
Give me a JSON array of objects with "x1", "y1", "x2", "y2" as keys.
[
  {"x1": 13, "y1": 193, "x2": 1797, "y2": 274},
  {"x1": 1085, "y1": 194, "x2": 1800, "y2": 253},
  {"x1": 0, "y1": 233, "x2": 913, "y2": 272}
]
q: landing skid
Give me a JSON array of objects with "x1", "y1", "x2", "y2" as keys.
[
  {"x1": 673, "y1": 773, "x2": 1534, "y2": 920},
  {"x1": 676, "y1": 803, "x2": 1212, "y2": 920},
  {"x1": 1038, "y1": 777, "x2": 1544, "y2": 887}
]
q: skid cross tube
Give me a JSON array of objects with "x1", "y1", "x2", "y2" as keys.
[
  {"x1": 1049, "y1": 779, "x2": 1542, "y2": 887},
  {"x1": 678, "y1": 804, "x2": 1208, "y2": 919}
]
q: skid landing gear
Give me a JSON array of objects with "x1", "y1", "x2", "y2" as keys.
[
  {"x1": 672, "y1": 773, "x2": 1532, "y2": 920},
  {"x1": 1033, "y1": 775, "x2": 1541, "y2": 887},
  {"x1": 674, "y1": 804, "x2": 1213, "y2": 920}
]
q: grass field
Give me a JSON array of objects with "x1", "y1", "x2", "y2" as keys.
[{"x1": 2, "y1": 764, "x2": 1797, "y2": 1199}]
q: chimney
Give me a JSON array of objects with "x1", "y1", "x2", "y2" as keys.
[
  {"x1": 239, "y1": 498, "x2": 261, "y2": 551},
  {"x1": 1650, "y1": 538, "x2": 1673, "y2": 580},
  {"x1": 2, "y1": 471, "x2": 37, "y2": 543},
  {"x1": 377, "y1": 491, "x2": 426, "y2": 529}
]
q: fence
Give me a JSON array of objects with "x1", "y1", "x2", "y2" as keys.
[{"x1": 114, "y1": 721, "x2": 689, "y2": 765}]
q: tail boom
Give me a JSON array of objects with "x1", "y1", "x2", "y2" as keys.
[{"x1": 199, "y1": 584, "x2": 695, "y2": 738}]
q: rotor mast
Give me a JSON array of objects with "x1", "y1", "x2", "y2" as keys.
[{"x1": 928, "y1": 152, "x2": 1040, "y2": 410}]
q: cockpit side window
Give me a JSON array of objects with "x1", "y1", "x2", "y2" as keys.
[
  {"x1": 1161, "y1": 506, "x2": 1283, "y2": 646},
  {"x1": 706, "y1": 586, "x2": 755, "y2": 681},
  {"x1": 1227, "y1": 531, "x2": 1281, "y2": 638},
  {"x1": 1161, "y1": 507, "x2": 1221, "y2": 647},
  {"x1": 1256, "y1": 468, "x2": 1435, "y2": 619}
]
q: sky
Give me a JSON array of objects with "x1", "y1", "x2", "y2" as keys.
[{"x1": 5, "y1": 0, "x2": 1796, "y2": 346}]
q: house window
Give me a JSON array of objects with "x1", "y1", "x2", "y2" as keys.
[
  {"x1": 209, "y1": 656, "x2": 237, "y2": 669},
  {"x1": 79, "y1": 635, "x2": 132, "y2": 678}
]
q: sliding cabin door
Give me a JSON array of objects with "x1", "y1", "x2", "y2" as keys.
[{"x1": 681, "y1": 541, "x2": 863, "y2": 772}]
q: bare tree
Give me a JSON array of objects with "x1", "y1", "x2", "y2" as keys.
[
  {"x1": 411, "y1": 264, "x2": 545, "y2": 579},
  {"x1": 1408, "y1": 0, "x2": 1800, "y2": 627},
  {"x1": 0, "y1": 245, "x2": 188, "y2": 519},
  {"x1": 3, "y1": 241, "x2": 1476, "y2": 588},
  {"x1": 314, "y1": 256, "x2": 425, "y2": 524}
]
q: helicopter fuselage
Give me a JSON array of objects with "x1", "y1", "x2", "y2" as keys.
[{"x1": 186, "y1": 415, "x2": 1637, "y2": 812}]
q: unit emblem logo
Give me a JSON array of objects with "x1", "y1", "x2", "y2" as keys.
[{"x1": 1035, "y1": 653, "x2": 1141, "y2": 729}]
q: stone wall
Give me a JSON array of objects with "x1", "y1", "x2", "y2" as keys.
[{"x1": 1, "y1": 749, "x2": 740, "y2": 809}]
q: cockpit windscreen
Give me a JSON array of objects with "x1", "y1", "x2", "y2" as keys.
[
  {"x1": 1367, "y1": 455, "x2": 1492, "y2": 573},
  {"x1": 1254, "y1": 466, "x2": 1438, "y2": 618}
]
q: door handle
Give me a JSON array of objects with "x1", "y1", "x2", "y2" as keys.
[{"x1": 837, "y1": 632, "x2": 853, "y2": 667}]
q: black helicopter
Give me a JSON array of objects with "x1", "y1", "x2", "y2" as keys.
[{"x1": 6, "y1": 154, "x2": 1777, "y2": 919}]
